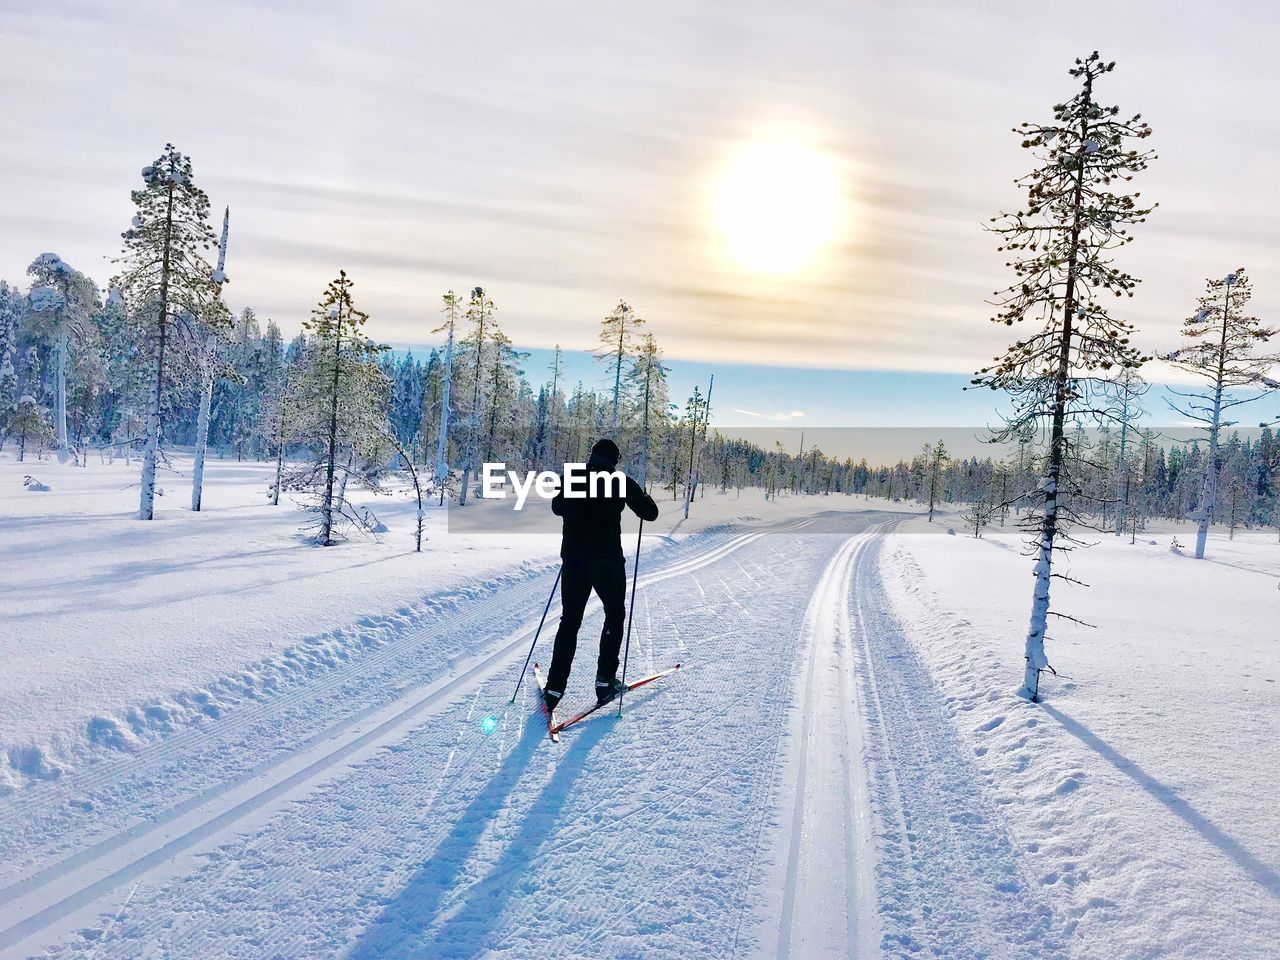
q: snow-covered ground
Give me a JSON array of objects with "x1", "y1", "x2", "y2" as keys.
[
  {"x1": 882, "y1": 514, "x2": 1280, "y2": 958},
  {"x1": 3, "y1": 453, "x2": 1275, "y2": 958},
  {"x1": 0, "y1": 452, "x2": 858, "y2": 789}
]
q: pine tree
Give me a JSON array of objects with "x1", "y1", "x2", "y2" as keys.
[
  {"x1": 1110, "y1": 367, "x2": 1148, "y2": 536},
  {"x1": 924, "y1": 439, "x2": 949, "y2": 521},
  {"x1": 290, "y1": 271, "x2": 391, "y2": 545},
  {"x1": 545, "y1": 344, "x2": 565, "y2": 465},
  {"x1": 595, "y1": 300, "x2": 643, "y2": 434},
  {"x1": 455, "y1": 286, "x2": 495, "y2": 505},
  {"x1": 431, "y1": 291, "x2": 461, "y2": 504},
  {"x1": 974, "y1": 53, "x2": 1155, "y2": 701},
  {"x1": 628, "y1": 333, "x2": 669, "y2": 487},
  {"x1": 114, "y1": 144, "x2": 225, "y2": 520},
  {"x1": 1166, "y1": 269, "x2": 1278, "y2": 558}
]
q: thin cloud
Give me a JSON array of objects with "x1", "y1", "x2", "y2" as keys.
[{"x1": 733, "y1": 408, "x2": 806, "y2": 422}]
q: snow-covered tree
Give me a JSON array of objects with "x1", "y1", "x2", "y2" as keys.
[
  {"x1": 974, "y1": 52, "x2": 1156, "y2": 701},
  {"x1": 10, "y1": 395, "x2": 51, "y2": 461},
  {"x1": 628, "y1": 332, "x2": 669, "y2": 487},
  {"x1": 1166, "y1": 269, "x2": 1278, "y2": 558},
  {"x1": 0, "y1": 283, "x2": 19, "y2": 445},
  {"x1": 25, "y1": 253, "x2": 99, "y2": 462},
  {"x1": 114, "y1": 144, "x2": 225, "y2": 520}
]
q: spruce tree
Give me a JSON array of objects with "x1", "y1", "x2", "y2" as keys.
[{"x1": 974, "y1": 53, "x2": 1155, "y2": 700}]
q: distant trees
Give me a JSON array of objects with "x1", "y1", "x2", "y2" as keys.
[
  {"x1": 924, "y1": 439, "x2": 948, "y2": 521},
  {"x1": 1166, "y1": 270, "x2": 1278, "y2": 558},
  {"x1": 975, "y1": 52, "x2": 1156, "y2": 701}
]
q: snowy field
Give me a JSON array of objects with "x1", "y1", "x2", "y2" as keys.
[
  {"x1": 2, "y1": 452, "x2": 1276, "y2": 959},
  {"x1": 883, "y1": 514, "x2": 1280, "y2": 958}
]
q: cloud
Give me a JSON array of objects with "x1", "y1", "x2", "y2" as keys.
[{"x1": 733, "y1": 408, "x2": 806, "y2": 422}]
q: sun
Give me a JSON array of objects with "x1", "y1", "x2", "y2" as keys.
[{"x1": 714, "y1": 141, "x2": 842, "y2": 275}]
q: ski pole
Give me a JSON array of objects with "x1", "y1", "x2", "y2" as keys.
[
  {"x1": 618, "y1": 519, "x2": 644, "y2": 717},
  {"x1": 510, "y1": 565, "x2": 562, "y2": 703}
]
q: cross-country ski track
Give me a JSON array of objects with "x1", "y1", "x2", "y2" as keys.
[{"x1": 2, "y1": 513, "x2": 1065, "y2": 959}]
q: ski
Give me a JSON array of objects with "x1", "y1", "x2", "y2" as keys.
[
  {"x1": 532, "y1": 662, "x2": 560, "y2": 743},
  {"x1": 550, "y1": 663, "x2": 681, "y2": 736}
]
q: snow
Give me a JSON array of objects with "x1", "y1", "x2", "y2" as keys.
[
  {"x1": 3, "y1": 453, "x2": 1273, "y2": 958},
  {"x1": 27, "y1": 285, "x2": 65, "y2": 312},
  {"x1": 0, "y1": 452, "x2": 854, "y2": 787},
  {"x1": 881, "y1": 513, "x2": 1280, "y2": 957}
]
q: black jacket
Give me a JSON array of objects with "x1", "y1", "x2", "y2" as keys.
[{"x1": 552, "y1": 453, "x2": 659, "y2": 561}]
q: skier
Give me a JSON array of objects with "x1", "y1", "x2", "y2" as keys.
[{"x1": 543, "y1": 438, "x2": 658, "y2": 714}]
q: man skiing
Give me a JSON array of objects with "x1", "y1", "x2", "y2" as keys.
[{"x1": 543, "y1": 438, "x2": 658, "y2": 715}]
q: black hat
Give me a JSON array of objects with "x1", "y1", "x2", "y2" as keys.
[{"x1": 590, "y1": 438, "x2": 621, "y2": 467}]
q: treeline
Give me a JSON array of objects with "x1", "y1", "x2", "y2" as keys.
[{"x1": 0, "y1": 145, "x2": 768, "y2": 539}]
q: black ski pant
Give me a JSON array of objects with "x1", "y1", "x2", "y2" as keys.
[{"x1": 546, "y1": 555, "x2": 626, "y2": 695}]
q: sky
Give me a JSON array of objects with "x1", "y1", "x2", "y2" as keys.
[{"x1": 2, "y1": 0, "x2": 1278, "y2": 430}]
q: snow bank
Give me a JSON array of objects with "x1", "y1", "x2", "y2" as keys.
[{"x1": 881, "y1": 515, "x2": 1280, "y2": 957}]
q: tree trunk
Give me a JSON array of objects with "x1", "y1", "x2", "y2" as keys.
[
  {"x1": 320, "y1": 304, "x2": 344, "y2": 545},
  {"x1": 434, "y1": 322, "x2": 454, "y2": 505},
  {"x1": 1021, "y1": 112, "x2": 1088, "y2": 701},
  {"x1": 140, "y1": 181, "x2": 176, "y2": 520},
  {"x1": 1194, "y1": 283, "x2": 1232, "y2": 559},
  {"x1": 272, "y1": 377, "x2": 289, "y2": 506},
  {"x1": 55, "y1": 327, "x2": 70, "y2": 463},
  {"x1": 191, "y1": 335, "x2": 216, "y2": 511}
]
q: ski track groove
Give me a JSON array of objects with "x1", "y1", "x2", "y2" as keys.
[
  {"x1": 774, "y1": 526, "x2": 887, "y2": 960},
  {"x1": 851, "y1": 536, "x2": 1068, "y2": 959}
]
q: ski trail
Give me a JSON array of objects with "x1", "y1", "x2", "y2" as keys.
[
  {"x1": 774, "y1": 528, "x2": 882, "y2": 960},
  {"x1": 0, "y1": 527, "x2": 778, "y2": 958},
  {"x1": 850, "y1": 535, "x2": 1067, "y2": 959},
  {"x1": 28, "y1": 519, "x2": 883, "y2": 959}
]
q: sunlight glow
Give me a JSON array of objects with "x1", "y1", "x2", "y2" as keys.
[{"x1": 715, "y1": 141, "x2": 842, "y2": 275}]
